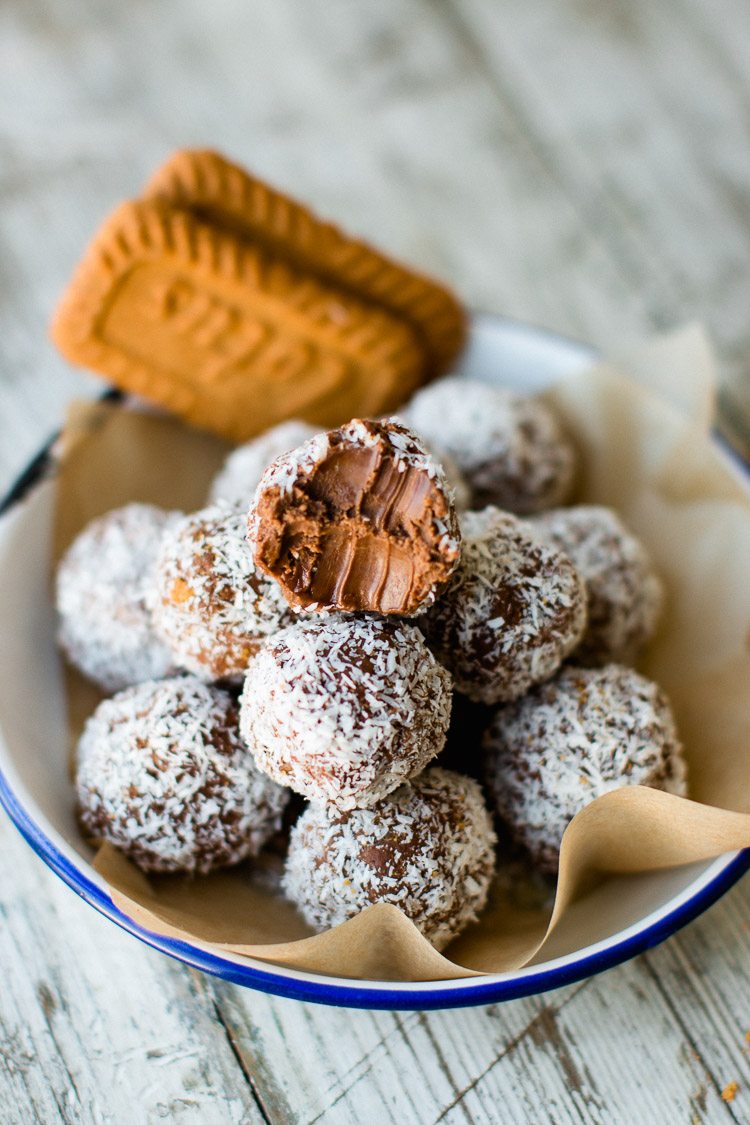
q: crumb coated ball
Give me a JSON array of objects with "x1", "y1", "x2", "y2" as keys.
[
  {"x1": 56, "y1": 503, "x2": 179, "y2": 692},
  {"x1": 483, "y1": 664, "x2": 688, "y2": 874},
  {"x1": 153, "y1": 504, "x2": 293, "y2": 682},
  {"x1": 248, "y1": 418, "x2": 461, "y2": 616},
  {"x1": 530, "y1": 506, "x2": 664, "y2": 666},
  {"x1": 240, "y1": 615, "x2": 453, "y2": 810},
  {"x1": 209, "y1": 420, "x2": 319, "y2": 507},
  {"x1": 422, "y1": 508, "x2": 587, "y2": 704},
  {"x1": 403, "y1": 376, "x2": 576, "y2": 513},
  {"x1": 76, "y1": 676, "x2": 289, "y2": 874},
  {"x1": 283, "y1": 767, "x2": 497, "y2": 949}
]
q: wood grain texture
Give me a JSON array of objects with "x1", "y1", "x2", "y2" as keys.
[{"x1": 2, "y1": 0, "x2": 750, "y2": 1121}]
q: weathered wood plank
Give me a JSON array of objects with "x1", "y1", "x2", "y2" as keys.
[
  {"x1": 645, "y1": 882, "x2": 750, "y2": 1119},
  {"x1": 449, "y1": 0, "x2": 750, "y2": 447},
  {"x1": 212, "y1": 980, "x2": 587, "y2": 1124},
  {"x1": 0, "y1": 818, "x2": 265, "y2": 1125}
]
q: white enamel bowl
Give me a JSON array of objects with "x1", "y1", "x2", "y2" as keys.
[{"x1": 0, "y1": 314, "x2": 747, "y2": 1010}]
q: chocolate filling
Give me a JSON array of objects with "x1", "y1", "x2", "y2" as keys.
[{"x1": 252, "y1": 423, "x2": 459, "y2": 615}]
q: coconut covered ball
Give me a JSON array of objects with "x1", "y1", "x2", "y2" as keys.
[
  {"x1": 421, "y1": 507, "x2": 587, "y2": 704},
  {"x1": 403, "y1": 376, "x2": 576, "y2": 513},
  {"x1": 247, "y1": 418, "x2": 461, "y2": 617},
  {"x1": 153, "y1": 504, "x2": 293, "y2": 682},
  {"x1": 56, "y1": 503, "x2": 179, "y2": 692},
  {"x1": 530, "y1": 505, "x2": 664, "y2": 666},
  {"x1": 209, "y1": 420, "x2": 319, "y2": 508},
  {"x1": 283, "y1": 767, "x2": 497, "y2": 950},
  {"x1": 483, "y1": 664, "x2": 688, "y2": 874},
  {"x1": 76, "y1": 676, "x2": 289, "y2": 874},
  {"x1": 240, "y1": 615, "x2": 453, "y2": 810}
]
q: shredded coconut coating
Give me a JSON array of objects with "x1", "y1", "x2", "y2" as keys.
[
  {"x1": 76, "y1": 676, "x2": 289, "y2": 874},
  {"x1": 283, "y1": 767, "x2": 497, "y2": 950},
  {"x1": 209, "y1": 420, "x2": 319, "y2": 508},
  {"x1": 153, "y1": 504, "x2": 294, "y2": 682},
  {"x1": 530, "y1": 506, "x2": 664, "y2": 666},
  {"x1": 483, "y1": 664, "x2": 688, "y2": 874},
  {"x1": 422, "y1": 508, "x2": 587, "y2": 704},
  {"x1": 56, "y1": 503, "x2": 180, "y2": 692},
  {"x1": 239, "y1": 615, "x2": 453, "y2": 810},
  {"x1": 403, "y1": 376, "x2": 577, "y2": 513},
  {"x1": 247, "y1": 418, "x2": 461, "y2": 616}
]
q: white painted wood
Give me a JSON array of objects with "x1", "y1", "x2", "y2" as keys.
[
  {"x1": 0, "y1": 818, "x2": 265, "y2": 1124},
  {"x1": 2, "y1": 0, "x2": 750, "y2": 1122}
]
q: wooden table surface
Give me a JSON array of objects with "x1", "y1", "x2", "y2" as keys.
[{"x1": 3, "y1": 2, "x2": 750, "y2": 1121}]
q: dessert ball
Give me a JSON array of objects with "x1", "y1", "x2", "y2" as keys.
[
  {"x1": 403, "y1": 376, "x2": 576, "y2": 513},
  {"x1": 153, "y1": 504, "x2": 293, "y2": 682},
  {"x1": 240, "y1": 615, "x2": 452, "y2": 810},
  {"x1": 421, "y1": 507, "x2": 587, "y2": 704},
  {"x1": 483, "y1": 664, "x2": 688, "y2": 874},
  {"x1": 247, "y1": 418, "x2": 461, "y2": 616},
  {"x1": 56, "y1": 503, "x2": 179, "y2": 692},
  {"x1": 209, "y1": 419, "x2": 319, "y2": 508},
  {"x1": 76, "y1": 676, "x2": 289, "y2": 874},
  {"x1": 283, "y1": 767, "x2": 497, "y2": 950},
  {"x1": 530, "y1": 505, "x2": 664, "y2": 666}
]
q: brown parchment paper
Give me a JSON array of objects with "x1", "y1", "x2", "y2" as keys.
[{"x1": 53, "y1": 326, "x2": 750, "y2": 981}]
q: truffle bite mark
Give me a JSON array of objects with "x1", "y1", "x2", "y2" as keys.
[{"x1": 248, "y1": 418, "x2": 460, "y2": 615}]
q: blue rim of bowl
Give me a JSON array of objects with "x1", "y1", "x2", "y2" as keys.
[{"x1": 1, "y1": 317, "x2": 749, "y2": 1010}]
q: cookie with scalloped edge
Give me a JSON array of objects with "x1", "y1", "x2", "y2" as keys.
[{"x1": 50, "y1": 198, "x2": 428, "y2": 442}]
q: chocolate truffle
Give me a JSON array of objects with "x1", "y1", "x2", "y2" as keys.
[
  {"x1": 153, "y1": 504, "x2": 293, "y2": 682},
  {"x1": 76, "y1": 676, "x2": 289, "y2": 874},
  {"x1": 403, "y1": 376, "x2": 576, "y2": 513},
  {"x1": 209, "y1": 419, "x2": 319, "y2": 508},
  {"x1": 247, "y1": 418, "x2": 461, "y2": 616},
  {"x1": 530, "y1": 505, "x2": 664, "y2": 666},
  {"x1": 283, "y1": 767, "x2": 497, "y2": 949},
  {"x1": 483, "y1": 664, "x2": 688, "y2": 874},
  {"x1": 56, "y1": 503, "x2": 179, "y2": 692},
  {"x1": 240, "y1": 615, "x2": 452, "y2": 810},
  {"x1": 422, "y1": 507, "x2": 587, "y2": 704}
]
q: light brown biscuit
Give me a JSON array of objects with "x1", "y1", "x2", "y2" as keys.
[
  {"x1": 143, "y1": 148, "x2": 466, "y2": 377},
  {"x1": 50, "y1": 199, "x2": 427, "y2": 442}
]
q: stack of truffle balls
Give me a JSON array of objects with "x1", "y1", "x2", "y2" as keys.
[{"x1": 59, "y1": 377, "x2": 687, "y2": 952}]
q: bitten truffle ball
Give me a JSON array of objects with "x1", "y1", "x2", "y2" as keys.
[
  {"x1": 422, "y1": 507, "x2": 587, "y2": 704},
  {"x1": 247, "y1": 418, "x2": 461, "y2": 616},
  {"x1": 483, "y1": 664, "x2": 688, "y2": 874},
  {"x1": 530, "y1": 505, "x2": 664, "y2": 666},
  {"x1": 153, "y1": 504, "x2": 293, "y2": 682},
  {"x1": 56, "y1": 503, "x2": 179, "y2": 692},
  {"x1": 209, "y1": 420, "x2": 319, "y2": 508},
  {"x1": 240, "y1": 615, "x2": 453, "y2": 810},
  {"x1": 283, "y1": 767, "x2": 497, "y2": 950},
  {"x1": 76, "y1": 676, "x2": 289, "y2": 874},
  {"x1": 403, "y1": 376, "x2": 577, "y2": 512}
]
